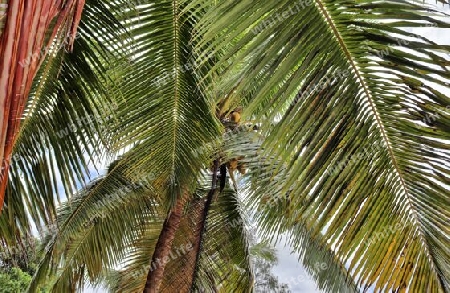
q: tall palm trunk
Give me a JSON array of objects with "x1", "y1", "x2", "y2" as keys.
[
  {"x1": 143, "y1": 192, "x2": 188, "y2": 293},
  {"x1": 187, "y1": 160, "x2": 219, "y2": 291},
  {"x1": 0, "y1": 0, "x2": 85, "y2": 211}
]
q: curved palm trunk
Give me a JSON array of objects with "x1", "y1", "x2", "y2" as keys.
[
  {"x1": 0, "y1": 0, "x2": 85, "y2": 211},
  {"x1": 143, "y1": 193, "x2": 188, "y2": 293}
]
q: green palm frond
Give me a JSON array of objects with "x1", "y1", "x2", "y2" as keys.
[
  {"x1": 222, "y1": 123, "x2": 359, "y2": 292},
  {"x1": 193, "y1": 0, "x2": 450, "y2": 291},
  {"x1": 28, "y1": 164, "x2": 160, "y2": 292},
  {"x1": 106, "y1": 0, "x2": 222, "y2": 203},
  {"x1": 23, "y1": 0, "x2": 226, "y2": 291},
  {"x1": 103, "y1": 220, "x2": 166, "y2": 293}
]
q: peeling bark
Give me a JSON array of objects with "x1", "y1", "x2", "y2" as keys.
[{"x1": 0, "y1": 0, "x2": 85, "y2": 212}]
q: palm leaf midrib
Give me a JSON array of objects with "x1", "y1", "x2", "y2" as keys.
[{"x1": 169, "y1": 0, "x2": 182, "y2": 180}]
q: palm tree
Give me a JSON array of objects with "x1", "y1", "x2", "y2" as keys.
[{"x1": 0, "y1": 0, "x2": 449, "y2": 292}]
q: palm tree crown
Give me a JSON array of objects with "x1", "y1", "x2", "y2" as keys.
[{"x1": 0, "y1": 0, "x2": 449, "y2": 292}]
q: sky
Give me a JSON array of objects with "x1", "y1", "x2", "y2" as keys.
[
  {"x1": 67, "y1": 2, "x2": 450, "y2": 293},
  {"x1": 272, "y1": 238, "x2": 323, "y2": 292}
]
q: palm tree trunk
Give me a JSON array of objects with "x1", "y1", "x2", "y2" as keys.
[
  {"x1": 161, "y1": 197, "x2": 206, "y2": 292},
  {"x1": 161, "y1": 161, "x2": 219, "y2": 292},
  {"x1": 143, "y1": 192, "x2": 188, "y2": 293},
  {"x1": 187, "y1": 160, "x2": 219, "y2": 290},
  {"x1": 0, "y1": 0, "x2": 85, "y2": 212},
  {"x1": 144, "y1": 161, "x2": 220, "y2": 292}
]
